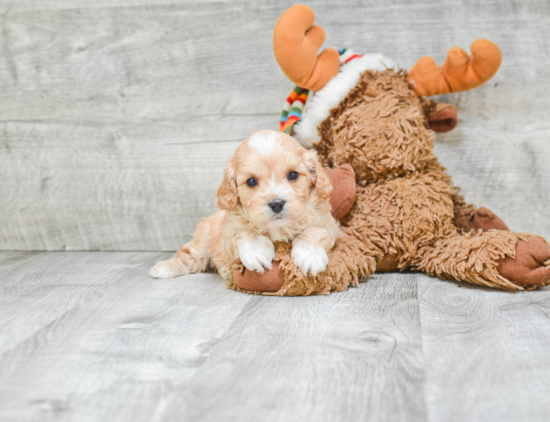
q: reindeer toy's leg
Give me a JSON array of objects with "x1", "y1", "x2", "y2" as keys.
[{"x1": 416, "y1": 231, "x2": 550, "y2": 290}]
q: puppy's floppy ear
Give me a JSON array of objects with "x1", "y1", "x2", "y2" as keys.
[
  {"x1": 304, "y1": 151, "x2": 332, "y2": 200},
  {"x1": 217, "y1": 162, "x2": 238, "y2": 211}
]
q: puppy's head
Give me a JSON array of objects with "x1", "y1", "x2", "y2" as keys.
[{"x1": 217, "y1": 130, "x2": 332, "y2": 229}]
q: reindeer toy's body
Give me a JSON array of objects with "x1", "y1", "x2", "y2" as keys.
[{"x1": 228, "y1": 5, "x2": 550, "y2": 296}]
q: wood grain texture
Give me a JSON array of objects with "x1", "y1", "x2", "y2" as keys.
[
  {"x1": 0, "y1": 0, "x2": 549, "y2": 250},
  {"x1": 0, "y1": 251, "x2": 253, "y2": 421},
  {"x1": 1, "y1": 252, "x2": 549, "y2": 421},
  {"x1": 0, "y1": 251, "x2": 426, "y2": 422},
  {"x1": 418, "y1": 277, "x2": 550, "y2": 422},
  {"x1": 157, "y1": 273, "x2": 425, "y2": 422}
]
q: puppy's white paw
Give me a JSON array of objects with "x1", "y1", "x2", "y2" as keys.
[
  {"x1": 149, "y1": 259, "x2": 187, "y2": 279},
  {"x1": 291, "y1": 240, "x2": 329, "y2": 276},
  {"x1": 238, "y1": 235, "x2": 276, "y2": 273}
]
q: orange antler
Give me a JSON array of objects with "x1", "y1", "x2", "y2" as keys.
[
  {"x1": 409, "y1": 39, "x2": 502, "y2": 97},
  {"x1": 273, "y1": 4, "x2": 340, "y2": 92}
]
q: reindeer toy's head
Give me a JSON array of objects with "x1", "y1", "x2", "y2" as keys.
[{"x1": 274, "y1": 5, "x2": 502, "y2": 186}]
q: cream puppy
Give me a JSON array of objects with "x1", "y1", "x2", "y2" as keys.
[{"x1": 150, "y1": 130, "x2": 340, "y2": 280}]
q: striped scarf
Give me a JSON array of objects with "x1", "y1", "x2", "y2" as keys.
[{"x1": 279, "y1": 49, "x2": 363, "y2": 135}]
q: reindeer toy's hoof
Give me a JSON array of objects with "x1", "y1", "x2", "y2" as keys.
[
  {"x1": 233, "y1": 259, "x2": 285, "y2": 293},
  {"x1": 497, "y1": 237, "x2": 550, "y2": 290},
  {"x1": 470, "y1": 207, "x2": 510, "y2": 232},
  {"x1": 228, "y1": 4, "x2": 549, "y2": 296}
]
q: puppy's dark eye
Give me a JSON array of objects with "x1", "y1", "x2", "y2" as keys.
[
  {"x1": 246, "y1": 178, "x2": 257, "y2": 187},
  {"x1": 288, "y1": 171, "x2": 299, "y2": 181}
]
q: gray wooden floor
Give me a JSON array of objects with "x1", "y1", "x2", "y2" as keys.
[{"x1": 1, "y1": 251, "x2": 549, "y2": 422}]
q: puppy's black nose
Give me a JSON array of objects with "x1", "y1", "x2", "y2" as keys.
[{"x1": 268, "y1": 199, "x2": 286, "y2": 214}]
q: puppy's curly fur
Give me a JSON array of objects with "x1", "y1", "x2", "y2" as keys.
[{"x1": 150, "y1": 130, "x2": 340, "y2": 280}]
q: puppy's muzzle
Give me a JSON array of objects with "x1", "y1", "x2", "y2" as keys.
[{"x1": 268, "y1": 199, "x2": 286, "y2": 214}]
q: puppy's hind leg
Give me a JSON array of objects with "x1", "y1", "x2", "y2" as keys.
[
  {"x1": 150, "y1": 212, "x2": 219, "y2": 279},
  {"x1": 149, "y1": 243, "x2": 197, "y2": 279}
]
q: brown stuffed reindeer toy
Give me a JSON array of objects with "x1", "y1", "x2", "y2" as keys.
[{"x1": 227, "y1": 4, "x2": 550, "y2": 296}]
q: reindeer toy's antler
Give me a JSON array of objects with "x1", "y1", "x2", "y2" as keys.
[
  {"x1": 409, "y1": 40, "x2": 502, "y2": 97},
  {"x1": 274, "y1": 4, "x2": 502, "y2": 97},
  {"x1": 273, "y1": 4, "x2": 340, "y2": 91}
]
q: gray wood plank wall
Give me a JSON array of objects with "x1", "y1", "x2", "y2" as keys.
[{"x1": 1, "y1": 0, "x2": 549, "y2": 250}]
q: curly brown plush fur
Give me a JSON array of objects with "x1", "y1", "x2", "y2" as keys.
[
  {"x1": 228, "y1": 68, "x2": 550, "y2": 295},
  {"x1": 227, "y1": 235, "x2": 376, "y2": 296}
]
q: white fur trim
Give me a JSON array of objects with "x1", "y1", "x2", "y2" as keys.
[{"x1": 293, "y1": 53, "x2": 398, "y2": 148}]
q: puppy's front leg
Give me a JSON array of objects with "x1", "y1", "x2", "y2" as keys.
[
  {"x1": 236, "y1": 232, "x2": 276, "y2": 274},
  {"x1": 291, "y1": 227, "x2": 336, "y2": 276}
]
